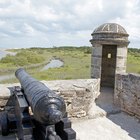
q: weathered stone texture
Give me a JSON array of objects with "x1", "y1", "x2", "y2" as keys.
[
  {"x1": 117, "y1": 46, "x2": 128, "y2": 56},
  {"x1": 91, "y1": 46, "x2": 102, "y2": 79},
  {"x1": 116, "y1": 46, "x2": 127, "y2": 73},
  {"x1": 0, "y1": 79, "x2": 100, "y2": 118},
  {"x1": 90, "y1": 23, "x2": 129, "y2": 87},
  {"x1": 114, "y1": 73, "x2": 140, "y2": 118},
  {"x1": 44, "y1": 79, "x2": 100, "y2": 118},
  {"x1": 0, "y1": 85, "x2": 14, "y2": 109}
]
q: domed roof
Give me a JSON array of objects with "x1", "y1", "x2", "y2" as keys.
[
  {"x1": 90, "y1": 23, "x2": 130, "y2": 45},
  {"x1": 93, "y1": 23, "x2": 128, "y2": 35}
]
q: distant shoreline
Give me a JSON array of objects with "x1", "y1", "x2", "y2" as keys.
[
  {"x1": 0, "y1": 50, "x2": 16, "y2": 59},
  {"x1": 0, "y1": 48, "x2": 17, "y2": 50}
]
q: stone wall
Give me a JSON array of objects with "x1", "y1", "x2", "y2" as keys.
[
  {"x1": 0, "y1": 79, "x2": 100, "y2": 118},
  {"x1": 116, "y1": 46, "x2": 127, "y2": 73},
  {"x1": 91, "y1": 44, "x2": 102, "y2": 79},
  {"x1": 114, "y1": 73, "x2": 140, "y2": 118}
]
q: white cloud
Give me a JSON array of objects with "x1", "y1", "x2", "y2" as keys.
[
  {"x1": 0, "y1": 0, "x2": 140, "y2": 48},
  {"x1": 109, "y1": 0, "x2": 140, "y2": 48}
]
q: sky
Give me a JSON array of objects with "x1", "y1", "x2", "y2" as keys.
[{"x1": 0, "y1": 0, "x2": 140, "y2": 49}]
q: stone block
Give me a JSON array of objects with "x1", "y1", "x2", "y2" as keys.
[
  {"x1": 0, "y1": 86, "x2": 12, "y2": 108},
  {"x1": 92, "y1": 46, "x2": 102, "y2": 56},
  {"x1": 116, "y1": 58, "x2": 127, "y2": 68},
  {"x1": 91, "y1": 67, "x2": 101, "y2": 78},
  {"x1": 91, "y1": 57, "x2": 102, "y2": 66},
  {"x1": 117, "y1": 46, "x2": 127, "y2": 57}
]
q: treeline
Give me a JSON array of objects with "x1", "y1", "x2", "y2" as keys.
[
  {"x1": 30, "y1": 46, "x2": 92, "y2": 54},
  {"x1": 128, "y1": 48, "x2": 140, "y2": 57}
]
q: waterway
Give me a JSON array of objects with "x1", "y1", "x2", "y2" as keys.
[
  {"x1": 0, "y1": 59, "x2": 64, "y2": 82},
  {"x1": 0, "y1": 50, "x2": 16, "y2": 59},
  {"x1": 0, "y1": 74, "x2": 15, "y2": 82},
  {"x1": 41, "y1": 59, "x2": 64, "y2": 71}
]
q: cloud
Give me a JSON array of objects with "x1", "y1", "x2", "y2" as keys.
[
  {"x1": 109, "y1": 0, "x2": 140, "y2": 48},
  {"x1": 0, "y1": 0, "x2": 140, "y2": 48}
]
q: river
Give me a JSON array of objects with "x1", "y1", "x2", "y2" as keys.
[
  {"x1": 41, "y1": 59, "x2": 64, "y2": 71},
  {"x1": 0, "y1": 74, "x2": 15, "y2": 82},
  {"x1": 0, "y1": 50, "x2": 16, "y2": 59},
  {"x1": 0, "y1": 59, "x2": 64, "y2": 82}
]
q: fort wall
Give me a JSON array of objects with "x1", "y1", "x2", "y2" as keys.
[
  {"x1": 0, "y1": 79, "x2": 100, "y2": 118},
  {"x1": 114, "y1": 73, "x2": 140, "y2": 118}
]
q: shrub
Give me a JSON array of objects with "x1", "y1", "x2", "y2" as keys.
[{"x1": 0, "y1": 50, "x2": 45, "y2": 66}]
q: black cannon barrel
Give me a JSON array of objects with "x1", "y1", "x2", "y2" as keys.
[{"x1": 15, "y1": 68, "x2": 66, "y2": 125}]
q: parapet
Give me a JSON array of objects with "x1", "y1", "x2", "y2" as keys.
[
  {"x1": 115, "y1": 73, "x2": 140, "y2": 119},
  {"x1": 0, "y1": 79, "x2": 100, "y2": 119}
]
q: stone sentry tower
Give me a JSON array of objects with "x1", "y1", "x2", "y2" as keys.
[{"x1": 90, "y1": 23, "x2": 130, "y2": 87}]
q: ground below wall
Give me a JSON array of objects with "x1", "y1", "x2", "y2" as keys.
[
  {"x1": 115, "y1": 73, "x2": 140, "y2": 118},
  {"x1": 0, "y1": 79, "x2": 100, "y2": 118}
]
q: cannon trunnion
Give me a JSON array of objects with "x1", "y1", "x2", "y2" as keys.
[{"x1": 0, "y1": 68, "x2": 76, "y2": 140}]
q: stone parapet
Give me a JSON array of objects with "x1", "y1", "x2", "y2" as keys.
[
  {"x1": 114, "y1": 73, "x2": 140, "y2": 118},
  {"x1": 0, "y1": 79, "x2": 100, "y2": 118}
]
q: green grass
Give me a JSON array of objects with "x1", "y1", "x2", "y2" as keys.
[
  {"x1": 0, "y1": 47, "x2": 140, "y2": 84},
  {"x1": 127, "y1": 50, "x2": 140, "y2": 74},
  {"x1": 0, "y1": 47, "x2": 91, "y2": 83},
  {"x1": 32, "y1": 47, "x2": 91, "y2": 80}
]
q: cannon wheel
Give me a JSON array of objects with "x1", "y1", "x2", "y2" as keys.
[{"x1": 1, "y1": 112, "x2": 9, "y2": 136}]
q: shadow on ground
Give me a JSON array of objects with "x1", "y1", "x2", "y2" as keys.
[
  {"x1": 96, "y1": 87, "x2": 140, "y2": 140},
  {"x1": 95, "y1": 87, "x2": 120, "y2": 114},
  {"x1": 108, "y1": 113, "x2": 140, "y2": 140}
]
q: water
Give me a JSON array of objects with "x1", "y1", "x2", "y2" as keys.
[
  {"x1": 0, "y1": 50, "x2": 16, "y2": 59},
  {"x1": 0, "y1": 59, "x2": 64, "y2": 82},
  {"x1": 41, "y1": 59, "x2": 64, "y2": 71},
  {"x1": 0, "y1": 51, "x2": 8, "y2": 59},
  {"x1": 0, "y1": 74, "x2": 15, "y2": 82}
]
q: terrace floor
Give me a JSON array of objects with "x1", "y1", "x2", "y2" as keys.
[
  {"x1": 73, "y1": 112, "x2": 140, "y2": 140},
  {"x1": 0, "y1": 87, "x2": 140, "y2": 140},
  {"x1": 72, "y1": 87, "x2": 140, "y2": 140}
]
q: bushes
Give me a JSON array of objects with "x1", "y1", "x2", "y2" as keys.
[
  {"x1": 0, "y1": 50, "x2": 45, "y2": 66},
  {"x1": 1, "y1": 47, "x2": 139, "y2": 72},
  {"x1": 0, "y1": 54, "x2": 15, "y2": 63}
]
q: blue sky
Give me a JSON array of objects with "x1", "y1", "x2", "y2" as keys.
[{"x1": 0, "y1": 0, "x2": 140, "y2": 49}]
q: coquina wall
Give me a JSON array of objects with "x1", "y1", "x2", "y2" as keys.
[
  {"x1": 114, "y1": 73, "x2": 140, "y2": 118},
  {"x1": 0, "y1": 79, "x2": 100, "y2": 118}
]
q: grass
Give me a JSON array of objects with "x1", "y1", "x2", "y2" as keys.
[
  {"x1": 32, "y1": 48, "x2": 91, "y2": 80},
  {"x1": 0, "y1": 47, "x2": 91, "y2": 83},
  {"x1": 0, "y1": 47, "x2": 140, "y2": 84},
  {"x1": 127, "y1": 52, "x2": 140, "y2": 74}
]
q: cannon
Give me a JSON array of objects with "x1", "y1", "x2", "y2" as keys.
[{"x1": 0, "y1": 68, "x2": 76, "y2": 140}]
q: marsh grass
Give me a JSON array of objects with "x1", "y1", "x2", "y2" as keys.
[
  {"x1": 0, "y1": 47, "x2": 140, "y2": 83},
  {"x1": 0, "y1": 47, "x2": 91, "y2": 83},
  {"x1": 127, "y1": 49, "x2": 140, "y2": 74}
]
